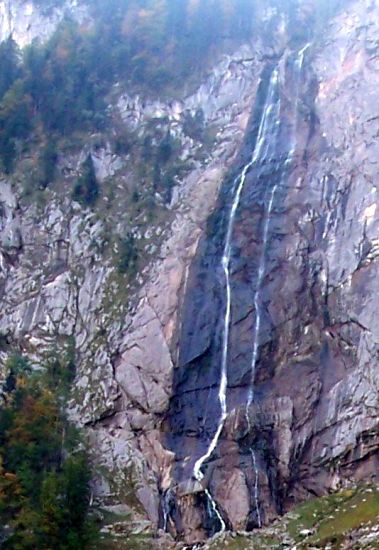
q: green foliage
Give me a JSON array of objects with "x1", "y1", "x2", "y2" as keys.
[
  {"x1": 0, "y1": 81, "x2": 32, "y2": 173},
  {"x1": 0, "y1": 353, "x2": 98, "y2": 549},
  {"x1": 44, "y1": 340, "x2": 76, "y2": 396},
  {"x1": 182, "y1": 108, "x2": 205, "y2": 141},
  {"x1": 3, "y1": 354, "x2": 31, "y2": 395},
  {"x1": 38, "y1": 140, "x2": 58, "y2": 189},
  {"x1": 137, "y1": 127, "x2": 184, "y2": 203},
  {"x1": 157, "y1": 131, "x2": 175, "y2": 164},
  {"x1": 117, "y1": 233, "x2": 138, "y2": 276},
  {"x1": 0, "y1": 0, "x2": 259, "y2": 180},
  {"x1": 0, "y1": 332, "x2": 9, "y2": 352},
  {"x1": 0, "y1": 39, "x2": 21, "y2": 101},
  {"x1": 287, "y1": 486, "x2": 379, "y2": 547},
  {"x1": 72, "y1": 155, "x2": 99, "y2": 207},
  {"x1": 113, "y1": 130, "x2": 132, "y2": 156},
  {"x1": 24, "y1": 18, "x2": 107, "y2": 135}
]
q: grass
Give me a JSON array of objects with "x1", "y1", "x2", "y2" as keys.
[
  {"x1": 286, "y1": 485, "x2": 379, "y2": 547},
  {"x1": 98, "y1": 532, "x2": 154, "y2": 550},
  {"x1": 287, "y1": 488, "x2": 355, "y2": 539},
  {"x1": 208, "y1": 534, "x2": 254, "y2": 549},
  {"x1": 306, "y1": 487, "x2": 379, "y2": 547},
  {"x1": 206, "y1": 485, "x2": 379, "y2": 550}
]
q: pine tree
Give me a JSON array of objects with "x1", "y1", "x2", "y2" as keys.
[{"x1": 72, "y1": 155, "x2": 99, "y2": 207}]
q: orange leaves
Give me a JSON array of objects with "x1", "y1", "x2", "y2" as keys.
[
  {"x1": 0, "y1": 456, "x2": 22, "y2": 510},
  {"x1": 8, "y1": 393, "x2": 60, "y2": 447}
]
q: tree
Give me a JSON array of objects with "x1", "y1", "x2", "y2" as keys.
[
  {"x1": 117, "y1": 233, "x2": 138, "y2": 276},
  {"x1": 38, "y1": 140, "x2": 58, "y2": 189},
  {"x1": 0, "y1": 352, "x2": 98, "y2": 548},
  {"x1": 72, "y1": 155, "x2": 99, "y2": 207},
  {"x1": 0, "y1": 81, "x2": 32, "y2": 173},
  {"x1": 0, "y1": 39, "x2": 20, "y2": 101}
]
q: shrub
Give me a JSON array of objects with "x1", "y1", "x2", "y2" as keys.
[
  {"x1": 72, "y1": 155, "x2": 99, "y2": 207},
  {"x1": 117, "y1": 233, "x2": 138, "y2": 276}
]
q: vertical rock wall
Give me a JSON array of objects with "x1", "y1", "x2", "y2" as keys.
[
  {"x1": 163, "y1": 0, "x2": 379, "y2": 542},
  {"x1": 0, "y1": 0, "x2": 88, "y2": 47},
  {"x1": 1, "y1": 0, "x2": 378, "y2": 544}
]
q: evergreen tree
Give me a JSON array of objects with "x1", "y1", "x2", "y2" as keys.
[
  {"x1": 72, "y1": 155, "x2": 99, "y2": 207},
  {"x1": 0, "y1": 39, "x2": 20, "y2": 101},
  {"x1": 0, "y1": 354, "x2": 99, "y2": 549},
  {"x1": 39, "y1": 140, "x2": 58, "y2": 189}
]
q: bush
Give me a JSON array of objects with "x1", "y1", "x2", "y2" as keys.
[
  {"x1": 72, "y1": 155, "x2": 99, "y2": 207},
  {"x1": 117, "y1": 233, "x2": 138, "y2": 276}
]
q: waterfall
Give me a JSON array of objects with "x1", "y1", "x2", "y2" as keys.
[
  {"x1": 251, "y1": 449, "x2": 262, "y2": 527},
  {"x1": 205, "y1": 488, "x2": 226, "y2": 533},
  {"x1": 162, "y1": 488, "x2": 171, "y2": 532},
  {"x1": 192, "y1": 67, "x2": 281, "y2": 535},
  {"x1": 246, "y1": 43, "x2": 310, "y2": 528},
  {"x1": 190, "y1": 43, "x2": 310, "y2": 536}
]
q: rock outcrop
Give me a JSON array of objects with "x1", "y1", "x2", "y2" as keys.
[
  {"x1": 0, "y1": 0, "x2": 88, "y2": 47},
  {"x1": 0, "y1": 0, "x2": 266, "y2": 535}
]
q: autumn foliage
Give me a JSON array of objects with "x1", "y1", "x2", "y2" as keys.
[{"x1": 0, "y1": 355, "x2": 97, "y2": 549}]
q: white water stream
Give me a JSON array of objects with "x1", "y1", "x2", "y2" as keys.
[
  {"x1": 192, "y1": 68, "x2": 280, "y2": 533},
  {"x1": 191, "y1": 44, "x2": 309, "y2": 535},
  {"x1": 247, "y1": 44, "x2": 309, "y2": 528},
  {"x1": 163, "y1": 488, "x2": 171, "y2": 532}
]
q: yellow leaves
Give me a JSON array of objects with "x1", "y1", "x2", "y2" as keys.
[
  {"x1": 4, "y1": 472, "x2": 17, "y2": 482},
  {"x1": 121, "y1": 0, "x2": 166, "y2": 40},
  {"x1": 0, "y1": 456, "x2": 22, "y2": 504},
  {"x1": 15, "y1": 374, "x2": 27, "y2": 388},
  {"x1": 6, "y1": 390, "x2": 60, "y2": 448},
  {"x1": 0, "y1": 80, "x2": 30, "y2": 115}
]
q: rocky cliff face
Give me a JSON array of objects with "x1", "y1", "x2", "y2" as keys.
[
  {"x1": 0, "y1": 0, "x2": 88, "y2": 47},
  {"x1": 163, "y1": 0, "x2": 379, "y2": 543},
  {"x1": 0, "y1": 0, "x2": 378, "y2": 546}
]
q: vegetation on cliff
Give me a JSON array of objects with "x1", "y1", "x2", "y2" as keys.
[
  {"x1": 207, "y1": 485, "x2": 379, "y2": 549},
  {"x1": 0, "y1": 0, "x2": 256, "y2": 174},
  {"x1": 0, "y1": 352, "x2": 98, "y2": 549}
]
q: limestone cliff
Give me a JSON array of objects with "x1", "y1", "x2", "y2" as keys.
[
  {"x1": 0, "y1": 0, "x2": 378, "y2": 546},
  {"x1": 165, "y1": 0, "x2": 379, "y2": 542},
  {"x1": 0, "y1": 0, "x2": 88, "y2": 47}
]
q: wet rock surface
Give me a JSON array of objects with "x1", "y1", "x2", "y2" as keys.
[{"x1": 163, "y1": 0, "x2": 379, "y2": 542}]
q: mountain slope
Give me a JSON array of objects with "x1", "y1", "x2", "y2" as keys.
[{"x1": 0, "y1": 0, "x2": 378, "y2": 546}]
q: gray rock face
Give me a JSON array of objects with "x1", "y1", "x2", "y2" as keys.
[
  {"x1": 162, "y1": 0, "x2": 379, "y2": 542},
  {"x1": 0, "y1": 0, "x2": 88, "y2": 47},
  {"x1": 0, "y1": 0, "x2": 378, "y2": 545},
  {"x1": 0, "y1": 16, "x2": 264, "y2": 536}
]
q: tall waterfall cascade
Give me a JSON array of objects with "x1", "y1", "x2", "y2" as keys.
[
  {"x1": 1, "y1": 0, "x2": 378, "y2": 546},
  {"x1": 190, "y1": 44, "x2": 310, "y2": 535}
]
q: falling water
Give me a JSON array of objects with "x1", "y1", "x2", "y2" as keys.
[
  {"x1": 246, "y1": 43, "x2": 310, "y2": 528},
  {"x1": 190, "y1": 43, "x2": 309, "y2": 535},
  {"x1": 251, "y1": 449, "x2": 262, "y2": 527},
  {"x1": 162, "y1": 488, "x2": 171, "y2": 532},
  {"x1": 205, "y1": 488, "x2": 226, "y2": 532},
  {"x1": 192, "y1": 68, "x2": 281, "y2": 534}
]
